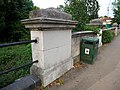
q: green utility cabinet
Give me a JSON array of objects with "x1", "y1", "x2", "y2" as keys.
[
  {"x1": 80, "y1": 37, "x2": 99, "y2": 64},
  {"x1": 106, "y1": 24, "x2": 112, "y2": 28}
]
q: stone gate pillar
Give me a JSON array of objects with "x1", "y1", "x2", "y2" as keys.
[
  {"x1": 21, "y1": 8, "x2": 77, "y2": 86},
  {"x1": 97, "y1": 29, "x2": 102, "y2": 47}
]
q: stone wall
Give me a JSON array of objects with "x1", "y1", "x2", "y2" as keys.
[
  {"x1": 71, "y1": 32, "x2": 97, "y2": 63},
  {"x1": 71, "y1": 27, "x2": 119, "y2": 64}
]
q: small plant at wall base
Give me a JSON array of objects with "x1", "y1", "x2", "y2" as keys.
[{"x1": 102, "y1": 30, "x2": 115, "y2": 44}]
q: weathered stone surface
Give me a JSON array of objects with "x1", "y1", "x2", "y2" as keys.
[
  {"x1": 73, "y1": 55, "x2": 80, "y2": 64},
  {"x1": 21, "y1": 17, "x2": 77, "y2": 30},
  {"x1": 112, "y1": 23, "x2": 118, "y2": 27},
  {"x1": 71, "y1": 36, "x2": 81, "y2": 58},
  {"x1": 71, "y1": 32, "x2": 97, "y2": 60},
  {"x1": 1, "y1": 75, "x2": 41, "y2": 90},
  {"x1": 21, "y1": 8, "x2": 77, "y2": 87},
  {"x1": 31, "y1": 57, "x2": 73, "y2": 86},
  {"x1": 29, "y1": 8, "x2": 72, "y2": 20},
  {"x1": 21, "y1": 8, "x2": 77, "y2": 30},
  {"x1": 30, "y1": 30, "x2": 73, "y2": 86}
]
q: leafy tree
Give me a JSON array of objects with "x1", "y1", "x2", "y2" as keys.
[
  {"x1": 86, "y1": 0, "x2": 100, "y2": 20},
  {"x1": 57, "y1": 5, "x2": 65, "y2": 11},
  {"x1": 64, "y1": 0, "x2": 89, "y2": 31},
  {"x1": 32, "y1": 6, "x2": 40, "y2": 10},
  {"x1": 58, "y1": 0, "x2": 99, "y2": 31},
  {"x1": 0, "y1": 0, "x2": 35, "y2": 42},
  {"x1": 113, "y1": 0, "x2": 120, "y2": 24}
]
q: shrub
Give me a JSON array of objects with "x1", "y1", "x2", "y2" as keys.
[
  {"x1": 102, "y1": 30, "x2": 115, "y2": 44},
  {"x1": 72, "y1": 25, "x2": 100, "y2": 34},
  {"x1": 83, "y1": 25, "x2": 100, "y2": 34},
  {"x1": 0, "y1": 44, "x2": 32, "y2": 88}
]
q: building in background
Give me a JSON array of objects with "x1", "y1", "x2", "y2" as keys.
[{"x1": 88, "y1": 17, "x2": 113, "y2": 28}]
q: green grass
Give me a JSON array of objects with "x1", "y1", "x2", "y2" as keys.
[{"x1": 0, "y1": 44, "x2": 32, "y2": 88}]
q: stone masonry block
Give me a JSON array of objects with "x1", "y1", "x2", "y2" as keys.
[
  {"x1": 29, "y1": 8, "x2": 72, "y2": 20},
  {"x1": 31, "y1": 57, "x2": 73, "y2": 87},
  {"x1": 44, "y1": 44, "x2": 71, "y2": 69},
  {"x1": 1, "y1": 75, "x2": 41, "y2": 90},
  {"x1": 31, "y1": 30, "x2": 71, "y2": 51},
  {"x1": 43, "y1": 30, "x2": 71, "y2": 50}
]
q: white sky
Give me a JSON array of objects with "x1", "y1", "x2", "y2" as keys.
[
  {"x1": 32, "y1": 0, "x2": 115, "y2": 17},
  {"x1": 98, "y1": 0, "x2": 115, "y2": 17}
]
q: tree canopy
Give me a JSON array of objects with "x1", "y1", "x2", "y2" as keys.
[
  {"x1": 58, "y1": 0, "x2": 99, "y2": 31},
  {"x1": 113, "y1": 0, "x2": 120, "y2": 24},
  {"x1": 86, "y1": 0, "x2": 99, "y2": 20},
  {"x1": 0, "y1": 0, "x2": 38, "y2": 42}
]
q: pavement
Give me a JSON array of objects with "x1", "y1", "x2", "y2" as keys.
[{"x1": 48, "y1": 34, "x2": 120, "y2": 90}]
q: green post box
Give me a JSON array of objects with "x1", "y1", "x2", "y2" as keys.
[{"x1": 80, "y1": 37, "x2": 99, "y2": 64}]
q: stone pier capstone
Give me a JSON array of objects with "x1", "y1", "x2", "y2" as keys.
[{"x1": 21, "y1": 8, "x2": 77, "y2": 87}]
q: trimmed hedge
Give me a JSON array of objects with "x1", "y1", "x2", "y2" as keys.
[
  {"x1": 83, "y1": 25, "x2": 100, "y2": 34},
  {"x1": 102, "y1": 30, "x2": 115, "y2": 44}
]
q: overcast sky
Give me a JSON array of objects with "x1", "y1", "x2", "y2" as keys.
[{"x1": 32, "y1": 0, "x2": 115, "y2": 17}]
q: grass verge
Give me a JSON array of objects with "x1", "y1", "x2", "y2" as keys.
[{"x1": 0, "y1": 44, "x2": 32, "y2": 88}]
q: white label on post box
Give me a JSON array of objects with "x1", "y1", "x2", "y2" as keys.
[{"x1": 85, "y1": 48, "x2": 90, "y2": 55}]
